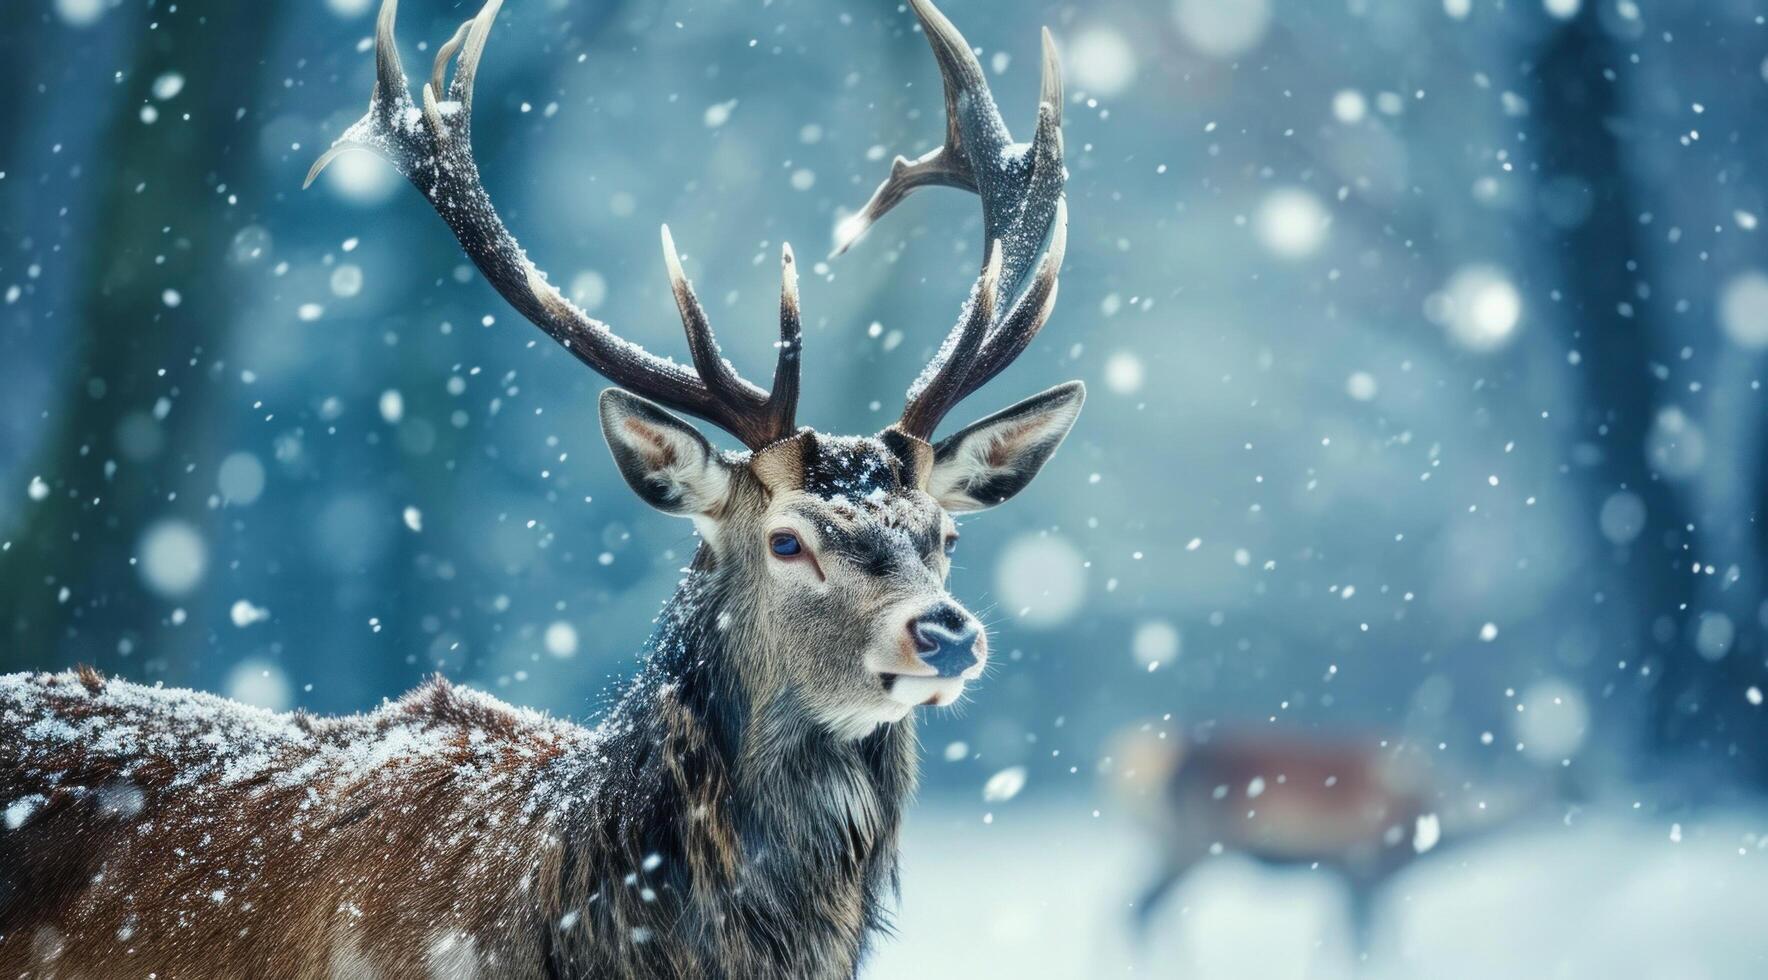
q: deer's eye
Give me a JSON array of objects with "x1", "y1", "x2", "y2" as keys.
[{"x1": 769, "y1": 531, "x2": 804, "y2": 558}]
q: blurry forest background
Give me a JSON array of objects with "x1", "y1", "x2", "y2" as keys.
[{"x1": 4, "y1": 0, "x2": 1768, "y2": 975}]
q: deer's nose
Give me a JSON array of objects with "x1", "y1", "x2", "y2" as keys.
[{"x1": 909, "y1": 605, "x2": 983, "y2": 679}]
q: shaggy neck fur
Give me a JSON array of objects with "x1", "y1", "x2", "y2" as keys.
[{"x1": 544, "y1": 545, "x2": 919, "y2": 978}]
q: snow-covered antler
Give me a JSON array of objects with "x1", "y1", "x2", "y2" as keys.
[
  {"x1": 836, "y1": 0, "x2": 1068, "y2": 441},
  {"x1": 305, "y1": 0, "x2": 801, "y2": 450}
]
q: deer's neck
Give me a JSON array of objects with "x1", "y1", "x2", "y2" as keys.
[{"x1": 544, "y1": 566, "x2": 917, "y2": 976}]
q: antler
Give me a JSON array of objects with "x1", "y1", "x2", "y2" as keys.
[
  {"x1": 305, "y1": 0, "x2": 801, "y2": 450},
  {"x1": 838, "y1": 0, "x2": 1068, "y2": 442}
]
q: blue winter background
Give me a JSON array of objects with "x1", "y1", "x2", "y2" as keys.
[{"x1": 4, "y1": 0, "x2": 1768, "y2": 975}]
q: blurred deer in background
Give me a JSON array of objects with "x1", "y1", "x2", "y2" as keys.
[
  {"x1": 1110, "y1": 726, "x2": 1437, "y2": 955},
  {"x1": 0, "y1": 0, "x2": 1078, "y2": 976}
]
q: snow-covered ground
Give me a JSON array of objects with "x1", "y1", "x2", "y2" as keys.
[{"x1": 868, "y1": 801, "x2": 1768, "y2": 979}]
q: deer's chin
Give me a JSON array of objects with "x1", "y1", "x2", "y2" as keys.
[
  {"x1": 817, "y1": 676, "x2": 969, "y2": 740},
  {"x1": 815, "y1": 697, "x2": 912, "y2": 741},
  {"x1": 882, "y1": 675, "x2": 968, "y2": 709}
]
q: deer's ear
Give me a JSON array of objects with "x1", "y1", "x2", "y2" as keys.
[
  {"x1": 928, "y1": 382, "x2": 1084, "y2": 513},
  {"x1": 600, "y1": 389, "x2": 733, "y2": 517}
]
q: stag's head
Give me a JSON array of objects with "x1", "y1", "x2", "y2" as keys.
[
  {"x1": 309, "y1": 0, "x2": 1077, "y2": 738},
  {"x1": 600, "y1": 377, "x2": 1080, "y2": 739}
]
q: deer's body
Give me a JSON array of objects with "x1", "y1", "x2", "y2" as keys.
[
  {"x1": 2, "y1": 567, "x2": 912, "y2": 978},
  {"x1": 1, "y1": 0, "x2": 1083, "y2": 974},
  {"x1": 2, "y1": 669, "x2": 596, "y2": 977},
  {"x1": 1113, "y1": 729, "x2": 1429, "y2": 950}
]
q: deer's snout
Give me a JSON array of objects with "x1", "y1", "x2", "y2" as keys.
[{"x1": 908, "y1": 604, "x2": 984, "y2": 679}]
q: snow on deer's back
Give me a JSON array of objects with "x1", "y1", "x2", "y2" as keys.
[{"x1": 1, "y1": 667, "x2": 604, "y2": 976}]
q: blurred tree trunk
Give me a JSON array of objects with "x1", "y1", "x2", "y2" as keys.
[
  {"x1": 1679, "y1": 357, "x2": 1768, "y2": 784},
  {"x1": 0, "y1": 15, "x2": 131, "y2": 477},
  {"x1": 1528, "y1": 14, "x2": 1705, "y2": 771},
  {"x1": 0, "y1": 15, "x2": 29, "y2": 174},
  {"x1": 0, "y1": 6, "x2": 280, "y2": 671},
  {"x1": 1616, "y1": 8, "x2": 1768, "y2": 786}
]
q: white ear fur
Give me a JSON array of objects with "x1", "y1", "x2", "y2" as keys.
[
  {"x1": 928, "y1": 381, "x2": 1084, "y2": 512},
  {"x1": 599, "y1": 389, "x2": 732, "y2": 518}
]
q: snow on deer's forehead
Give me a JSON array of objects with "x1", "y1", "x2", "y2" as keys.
[
  {"x1": 800, "y1": 432, "x2": 922, "y2": 503},
  {"x1": 786, "y1": 435, "x2": 946, "y2": 572}
]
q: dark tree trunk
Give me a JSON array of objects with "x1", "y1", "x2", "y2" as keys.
[
  {"x1": 0, "y1": 6, "x2": 281, "y2": 672},
  {"x1": 1527, "y1": 14, "x2": 1708, "y2": 772}
]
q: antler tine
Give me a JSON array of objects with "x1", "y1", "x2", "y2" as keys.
[
  {"x1": 429, "y1": 20, "x2": 473, "y2": 111},
  {"x1": 836, "y1": 0, "x2": 1063, "y2": 293},
  {"x1": 952, "y1": 199, "x2": 1066, "y2": 398},
  {"x1": 903, "y1": 201, "x2": 1064, "y2": 441},
  {"x1": 900, "y1": 241, "x2": 1004, "y2": 438},
  {"x1": 304, "y1": 0, "x2": 414, "y2": 187},
  {"x1": 840, "y1": 0, "x2": 1068, "y2": 440},
  {"x1": 307, "y1": 0, "x2": 799, "y2": 450},
  {"x1": 1038, "y1": 27, "x2": 1064, "y2": 130},
  {"x1": 768, "y1": 244, "x2": 804, "y2": 441},
  {"x1": 661, "y1": 225, "x2": 767, "y2": 406},
  {"x1": 829, "y1": 0, "x2": 990, "y2": 260},
  {"x1": 660, "y1": 227, "x2": 803, "y2": 446},
  {"x1": 373, "y1": 0, "x2": 410, "y2": 120},
  {"x1": 449, "y1": 0, "x2": 502, "y2": 114}
]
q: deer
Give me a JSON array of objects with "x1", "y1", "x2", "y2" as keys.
[
  {"x1": 1108, "y1": 726, "x2": 1432, "y2": 956},
  {"x1": 1109, "y1": 724, "x2": 1559, "y2": 958},
  {"x1": 0, "y1": 0, "x2": 1077, "y2": 976}
]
